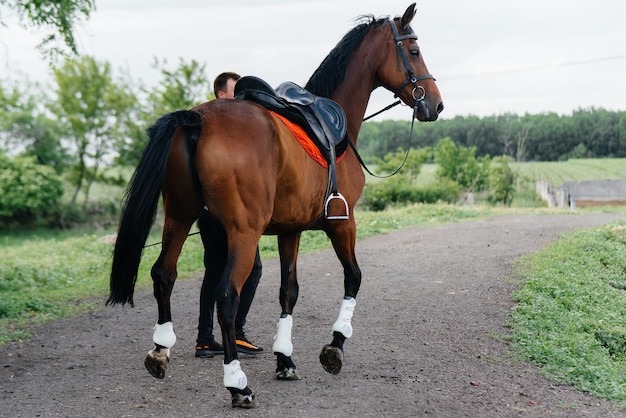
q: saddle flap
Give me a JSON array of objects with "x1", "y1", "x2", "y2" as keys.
[
  {"x1": 277, "y1": 82, "x2": 346, "y2": 147},
  {"x1": 313, "y1": 99, "x2": 347, "y2": 146}
]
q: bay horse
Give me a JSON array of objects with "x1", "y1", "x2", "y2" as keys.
[{"x1": 108, "y1": 3, "x2": 443, "y2": 408}]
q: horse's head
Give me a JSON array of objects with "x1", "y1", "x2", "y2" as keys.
[{"x1": 377, "y1": 3, "x2": 444, "y2": 121}]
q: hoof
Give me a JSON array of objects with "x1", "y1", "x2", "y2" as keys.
[
  {"x1": 229, "y1": 387, "x2": 258, "y2": 409},
  {"x1": 276, "y1": 366, "x2": 301, "y2": 381},
  {"x1": 144, "y1": 348, "x2": 169, "y2": 379},
  {"x1": 319, "y1": 344, "x2": 343, "y2": 375}
]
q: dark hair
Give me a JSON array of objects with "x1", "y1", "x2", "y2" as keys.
[{"x1": 213, "y1": 71, "x2": 241, "y2": 94}]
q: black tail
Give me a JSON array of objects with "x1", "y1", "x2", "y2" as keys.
[{"x1": 107, "y1": 110, "x2": 202, "y2": 306}]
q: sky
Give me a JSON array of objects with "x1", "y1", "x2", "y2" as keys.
[{"x1": 1, "y1": 0, "x2": 625, "y2": 120}]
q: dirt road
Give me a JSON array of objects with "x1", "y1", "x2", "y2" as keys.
[{"x1": 2, "y1": 213, "x2": 626, "y2": 417}]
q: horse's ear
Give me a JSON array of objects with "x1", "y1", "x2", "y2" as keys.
[{"x1": 401, "y1": 3, "x2": 417, "y2": 30}]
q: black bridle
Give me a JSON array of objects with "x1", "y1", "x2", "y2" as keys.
[
  {"x1": 389, "y1": 19, "x2": 435, "y2": 110},
  {"x1": 355, "y1": 19, "x2": 436, "y2": 179}
]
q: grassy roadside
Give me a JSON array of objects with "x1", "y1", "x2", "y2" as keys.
[{"x1": 511, "y1": 220, "x2": 626, "y2": 408}]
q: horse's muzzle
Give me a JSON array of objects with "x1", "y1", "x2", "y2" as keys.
[{"x1": 415, "y1": 99, "x2": 444, "y2": 122}]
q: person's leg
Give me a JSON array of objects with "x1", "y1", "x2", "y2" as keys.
[
  {"x1": 196, "y1": 209, "x2": 226, "y2": 357},
  {"x1": 234, "y1": 247, "x2": 264, "y2": 354}
]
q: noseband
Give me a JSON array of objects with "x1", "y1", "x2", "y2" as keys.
[{"x1": 389, "y1": 19, "x2": 435, "y2": 114}]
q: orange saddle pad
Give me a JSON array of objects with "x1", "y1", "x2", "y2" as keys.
[{"x1": 270, "y1": 111, "x2": 346, "y2": 168}]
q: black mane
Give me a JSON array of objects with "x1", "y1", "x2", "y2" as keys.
[{"x1": 305, "y1": 15, "x2": 388, "y2": 98}]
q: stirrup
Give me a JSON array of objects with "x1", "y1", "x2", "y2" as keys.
[{"x1": 324, "y1": 193, "x2": 349, "y2": 220}]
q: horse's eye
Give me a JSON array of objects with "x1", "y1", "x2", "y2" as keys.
[{"x1": 410, "y1": 50, "x2": 420, "y2": 57}]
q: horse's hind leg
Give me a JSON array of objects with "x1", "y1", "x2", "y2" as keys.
[
  {"x1": 215, "y1": 233, "x2": 261, "y2": 408},
  {"x1": 319, "y1": 221, "x2": 362, "y2": 375},
  {"x1": 144, "y1": 216, "x2": 197, "y2": 379},
  {"x1": 272, "y1": 232, "x2": 302, "y2": 380},
  {"x1": 144, "y1": 127, "x2": 202, "y2": 379}
]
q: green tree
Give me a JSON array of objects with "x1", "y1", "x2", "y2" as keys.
[
  {"x1": 52, "y1": 55, "x2": 137, "y2": 206},
  {"x1": 147, "y1": 57, "x2": 212, "y2": 116},
  {"x1": 116, "y1": 58, "x2": 211, "y2": 166},
  {"x1": 0, "y1": 78, "x2": 68, "y2": 172},
  {"x1": 433, "y1": 137, "x2": 490, "y2": 192},
  {"x1": 487, "y1": 156, "x2": 516, "y2": 206},
  {"x1": 0, "y1": 0, "x2": 96, "y2": 58}
]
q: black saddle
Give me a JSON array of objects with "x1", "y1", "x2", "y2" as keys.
[
  {"x1": 234, "y1": 76, "x2": 348, "y2": 162},
  {"x1": 234, "y1": 76, "x2": 349, "y2": 220}
]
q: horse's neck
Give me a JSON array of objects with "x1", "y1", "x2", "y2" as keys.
[
  {"x1": 332, "y1": 71, "x2": 375, "y2": 144},
  {"x1": 332, "y1": 30, "x2": 386, "y2": 144}
]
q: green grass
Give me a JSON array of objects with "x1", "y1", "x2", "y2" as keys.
[{"x1": 512, "y1": 221, "x2": 626, "y2": 407}]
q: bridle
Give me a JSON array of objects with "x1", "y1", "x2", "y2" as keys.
[
  {"x1": 354, "y1": 18, "x2": 436, "y2": 179},
  {"x1": 389, "y1": 18, "x2": 435, "y2": 117}
]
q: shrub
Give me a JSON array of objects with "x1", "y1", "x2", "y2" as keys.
[
  {"x1": 0, "y1": 152, "x2": 63, "y2": 226},
  {"x1": 361, "y1": 175, "x2": 459, "y2": 211},
  {"x1": 413, "y1": 178, "x2": 460, "y2": 204},
  {"x1": 487, "y1": 156, "x2": 517, "y2": 206}
]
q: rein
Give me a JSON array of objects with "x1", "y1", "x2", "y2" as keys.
[
  {"x1": 351, "y1": 19, "x2": 434, "y2": 179},
  {"x1": 144, "y1": 231, "x2": 200, "y2": 248}
]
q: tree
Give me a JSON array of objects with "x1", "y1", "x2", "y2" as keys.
[
  {"x1": 0, "y1": 78, "x2": 68, "y2": 172},
  {"x1": 147, "y1": 57, "x2": 212, "y2": 116},
  {"x1": 116, "y1": 58, "x2": 212, "y2": 166},
  {"x1": 487, "y1": 156, "x2": 516, "y2": 206},
  {"x1": 433, "y1": 137, "x2": 490, "y2": 192},
  {"x1": 0, "y1": 0, "x2": 96, "y2": 58},
  {"x1": 52, "y1": 55, "x2": 137, "y2": 206}
]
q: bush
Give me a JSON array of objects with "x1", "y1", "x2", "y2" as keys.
[
  {"x1": 0, "y1": 153, "x2": 63, "y2": 226},
  {"x1": 487, "y1": 156, "x2": 517, "y2": 206},
  {"x1": 361, "y1": 175, "x2": 459, "y2": 211},
  {"x1": 413, "y1": 178, "x2": 460, "y2": 204}
]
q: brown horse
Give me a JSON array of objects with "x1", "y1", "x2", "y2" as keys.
[{"x1": 108, "y1": 3, "x2": 443, "y2": 408}]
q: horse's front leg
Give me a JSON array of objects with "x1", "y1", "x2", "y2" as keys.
[
  {"x1": 144, "y1": 228, "x2": 189, "y2": 379},
  {"x1": 320, "y1": 220, "x2": 362, "y2": 375},
  {"x1": 273, "y1": 232, "x2": 302, "y2": 381}
]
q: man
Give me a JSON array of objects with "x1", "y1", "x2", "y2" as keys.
[{"x1": 195, "y1": 72, "x2": 264, "y2": 357}]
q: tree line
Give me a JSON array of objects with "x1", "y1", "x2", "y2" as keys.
[{"x1": 358, "y1": 108, "x2": 626, "y2": 162}]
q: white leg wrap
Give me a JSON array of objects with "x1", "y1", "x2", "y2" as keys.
[
  {"x1": 272, "y1": 315, "x2": 294, "y2": 356},
  {"x1": 332, "y1": 297, "x2": 356, "y2": 338},
  {"x1": 223, "y1": 359, "x2": 247, "y2": 390},
  {"x1": 152, "y1": 321, "x2": 176, "y2": 348}
]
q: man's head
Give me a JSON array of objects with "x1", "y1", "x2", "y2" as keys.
[{"x1": 214, "y1": 71, "x2": 241, "y2": 99}]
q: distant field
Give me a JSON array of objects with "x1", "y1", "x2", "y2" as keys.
[
  {"x1": 514, "y1": 158, "x2": 626, "y2": 184},
  {"x1": 411, "y1": 158, "x2": 626, "y2": 186}
]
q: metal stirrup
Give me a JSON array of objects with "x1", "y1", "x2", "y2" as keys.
[{"x1": 324, "y1": 193, "x2": 349, "y2": 220}]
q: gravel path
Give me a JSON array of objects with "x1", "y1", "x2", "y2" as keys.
[{"x1": 2, "y1": 212, "x2": 625, "y2": 417}]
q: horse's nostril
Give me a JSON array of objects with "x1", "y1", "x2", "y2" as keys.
[{"x1": 437, "y1": 102, "x2": 445, "y2": 114}]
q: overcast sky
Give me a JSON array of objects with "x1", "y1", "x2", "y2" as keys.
[{"x1": 1, "y1": 0, "x2": 625, "y2": 120}]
